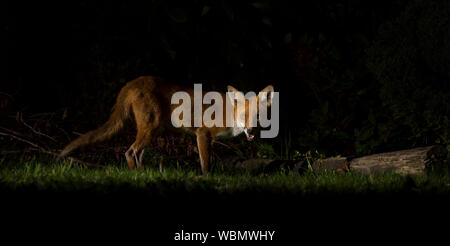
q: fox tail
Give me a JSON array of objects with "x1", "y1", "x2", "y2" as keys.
[{"x1": 59, "y1": 90, "x2": 130, "y2": 158}]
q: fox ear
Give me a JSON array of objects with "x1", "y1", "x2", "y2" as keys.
[
  {"x1": 259, "y1": 85, "x2": 274, "y2": 107},
  {"x1": 227, "y1": 85, "x2": 240, "y2": 101},
  {"x1": 227, "y1": 85, "x2": 238, "y2": 93}
]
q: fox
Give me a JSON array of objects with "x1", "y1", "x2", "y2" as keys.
[{"x1": 59, "y1": 76, "x2": 274, "y2": 174}]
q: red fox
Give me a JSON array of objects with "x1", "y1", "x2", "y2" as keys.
[{"x1": 59, "y1": 76, "x2": 274, "y2": 173}]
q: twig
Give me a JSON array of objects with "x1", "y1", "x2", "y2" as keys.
[
  {"x1": 28, "y1": 112, "x2": 56, "y2": 118},
  {"x1": 213, "y1": 140, "x2": 234, "y2": 149},
  {"x1": 34, "y1": 148, "x2": 102, "y2": 168},
  {"x1": 57, "y1": 126, "x2": 71, "y2": 141},
  {"x1": 0, "y1": 132, "x2": 42, "y2": 150},
  {"x1": 0, "y1": 91, "x2": 14, "y2": 99},
  {"x1": 1, "y1": 150, "x2": 32, "y2": 155},
  {"x1": 16, "y1": 113, "x2": 57, "y2": 142},
  {"x1": 0, "y1": 126, "x2": 50, "y2": 150},
  {"x1": 213, "y1": 140, "x2": 245, "y2": 158},
  {"x1": 0, "y1": 126, "x2": 26, "y2": 138},
  {"x1": 0, "y1": 131, "x2": 101, "y2": 168},
  {"x1": 22, "y1": 120, "x2": 57, "y2": 142}
]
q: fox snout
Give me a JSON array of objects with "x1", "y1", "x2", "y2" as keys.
[{"x1": 244, "y1": 128, "x2": 255, "y2": 141}]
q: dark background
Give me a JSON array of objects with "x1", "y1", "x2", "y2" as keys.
[
  {"x1": 2, "y1": 0, "x2": 450, "y2": 242},
  {"x1": 4, "y1": 0, "x2": 449, "y2": 157}
]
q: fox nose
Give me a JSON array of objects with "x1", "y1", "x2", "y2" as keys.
[{"x1": 244, "y1": 128, "x2": 254, "y2": 141}]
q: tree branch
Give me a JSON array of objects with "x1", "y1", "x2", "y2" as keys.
[{"x1": 0, "y1": 131, "x2": 101, "y2": 168}]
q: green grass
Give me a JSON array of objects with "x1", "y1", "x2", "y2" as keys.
[{"x1": 1, "y1": 159, "x2": 449, "y2": 197}]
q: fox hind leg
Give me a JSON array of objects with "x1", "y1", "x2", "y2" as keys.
[
  {"x1": 125, "y1": 122, "x2": 156, "y2": 170},
  {"x1": 134, "y1": 131, "x2": 153, "y2": 169},
  {"x1": 126, "y1": 131, "x2": 154, "y2": 170},
  {"x1": 125, "y1": 146, "x2": 147, "y2": 169},
  {"x1": 125, "y1": 99, "x2": 160, "y2": 170},
  {"x1": 125, "y1": 146, "x2": 136, "y2": 169},
  {"x1": 138, "y1": 149, "x2": 145, "y2": 165}
]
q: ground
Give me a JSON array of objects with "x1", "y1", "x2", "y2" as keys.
[
  {"x1": 1, "y1": 159, "x2": 449, "y2": 196},
  {"x1": 1, "y1": 158, "x2": 449, "y2": 243}
]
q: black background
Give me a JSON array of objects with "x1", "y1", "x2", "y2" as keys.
[
  {"x1": 3, "y1": 0, "x2": 449, "y2": 243},
  {"x1": 4, "y1": 0, "x2": 448, "y2": 157},
  {"x1": 2, "y1": 191, "x2": 449, "y2": 244}
]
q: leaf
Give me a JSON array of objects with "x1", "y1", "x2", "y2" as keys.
[
  {"x1": 169, "y1": 8, "x2": 187, "y2": 23},
  {"x1": 262, "y1": 17, "x2": 272, "y2": 27},
  {"x1": 201, "y1": 6, "x2": 210, "y2": 16},
  {"x1": 251, "y1": 2, "x2": 269, "y2": 9},
  {"x1": 284, "y1": 33, "x2": 292, "y2": 44},
  {"x1": 322, "y1": 101, "x2": 329, "y2": 115},
  {"x1": 368, "y1": 111, "x2": 376, "y2": 124}
]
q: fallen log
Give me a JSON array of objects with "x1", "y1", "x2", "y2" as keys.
[
  {"x1": 235, "y1": 159, "x2": 305, "y2": 174},
  {"x1": 217, "y1": 157, "x2": 306, "y2": 173},
  {"x1": 313, "y1": 157, "x2": 349, "y2": 172},
  {"x1": 217, "y1": 145, "x2": 448, "y2": 175},
  {"x1": 349, "y1": 145, "x2": 448, "y2": 175}
]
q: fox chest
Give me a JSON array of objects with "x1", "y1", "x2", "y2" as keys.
[{"x1": 216, "y1": 127, "x2": 245, "y2": 138}]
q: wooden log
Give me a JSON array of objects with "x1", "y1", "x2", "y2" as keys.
[
  {"x1": 233, "y1": 159, "x2": 305, "y2": 173},
  {"x1": 235, "y1": 158, "x2": 272, "y2": 172},
  {"x1": 349, "y1": 145, "x2": 448, "y2": 175},
  {"x1": 225, "y1": 157, "x2": 347, "y2": 173},
  {"x1": 313, "y1": 157, "x2": 349, "y2": 172}
]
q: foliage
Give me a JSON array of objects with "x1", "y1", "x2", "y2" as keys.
[
  {"x1": 367, "y1": 0, "x2": 450, "y2": 150},
  {"x1": 7, "y1": 0, "x2": 447, "y2": 157},
  {"x1": 289, "y1": 32, "x2": 377, "y2": 156}
]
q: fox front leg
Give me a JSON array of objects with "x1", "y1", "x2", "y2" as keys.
[{"x1": 196, "y1": 128, "x2": 212, "y2": 174}]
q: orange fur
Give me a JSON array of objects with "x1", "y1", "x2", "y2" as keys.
[{"x1": 60, "y1": 76, "x2": 273, "y2": 173}]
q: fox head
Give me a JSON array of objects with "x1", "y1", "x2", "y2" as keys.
[{"x1": 227, "y1": 85, "x2": 274, "y2": 141}]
